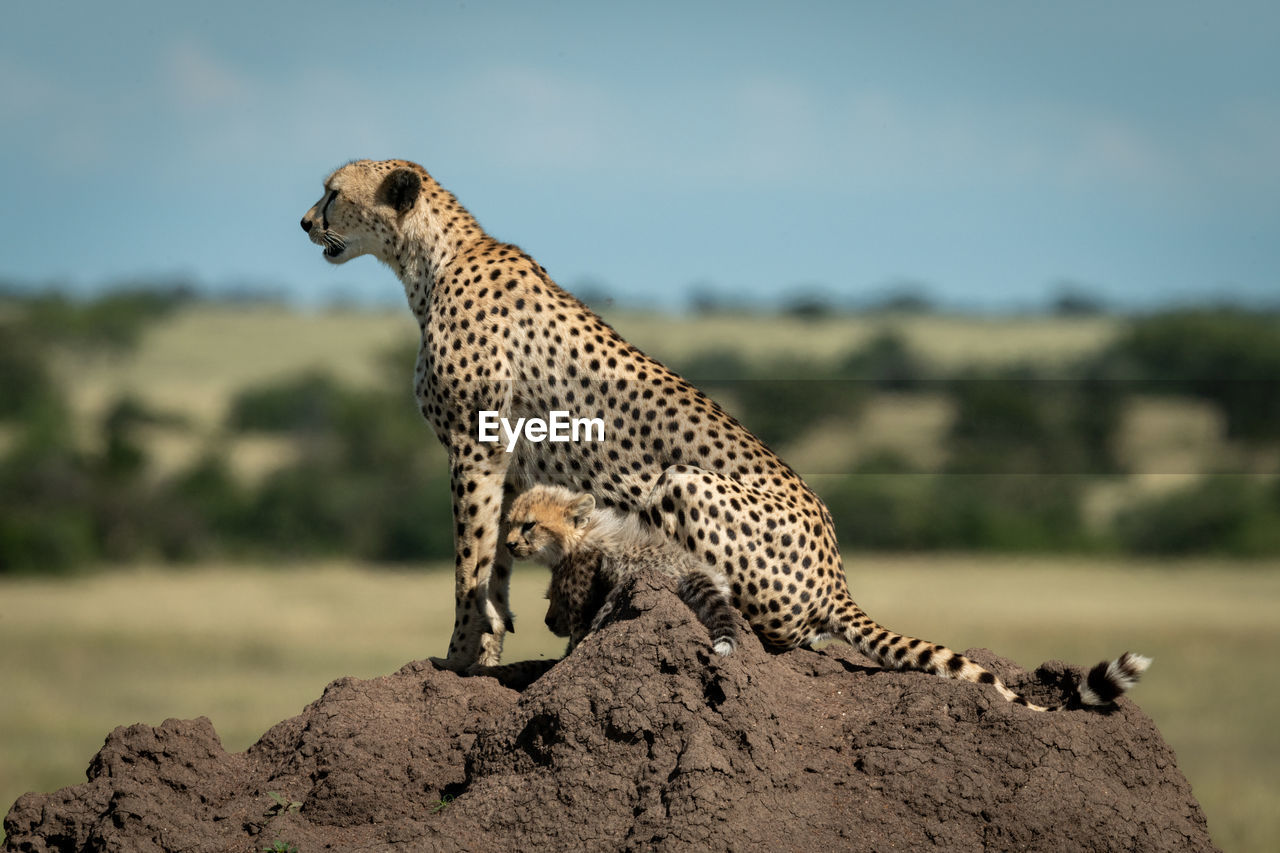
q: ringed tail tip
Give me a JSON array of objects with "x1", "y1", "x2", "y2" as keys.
[{"x1": 1078, "y1": 651, "x2": 1152, "y2": 706}]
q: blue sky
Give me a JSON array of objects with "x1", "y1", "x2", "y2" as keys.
[{"x1": 2, "y1": 1, "x2": 1277, "y2": 310}]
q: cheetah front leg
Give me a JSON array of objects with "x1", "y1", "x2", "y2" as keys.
[{"x1": 432, "y1": 447, "x2": 513, "y2": 671}]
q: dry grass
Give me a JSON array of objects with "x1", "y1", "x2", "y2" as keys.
[
  {"x1": 1119, "y1": 396, "x2": 1226, "y2": 479},
  {"x1": 783, "y1": 391, "x2": 952, "y2": 475},
  {"x1": 2, "y1": 557, "x2": 1275, "y2": 851},
  {"x1": 610, "y1": 311, "x2": 1119, "y2": 370},
  {"x1": 57, "y1": 306, "x2": 418, "y2": 431}
]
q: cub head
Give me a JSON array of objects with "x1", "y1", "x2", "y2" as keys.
[
  {"x1": 299, "y1": 159, "x2": 425, "y2": 265},
  {"x1": 504, "y1": 485, "x2": 596, "y2": 565}
]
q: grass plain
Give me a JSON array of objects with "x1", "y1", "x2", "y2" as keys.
[
  {"x1": 611, "y1": 310, "x2": 1120, "y2": 370},
  {"x1": 62, "y1": 305, "x2": 419, "y2": 428},
  {"x1": 2, "y1": 557, "x2": 1276, "y2": 851}
]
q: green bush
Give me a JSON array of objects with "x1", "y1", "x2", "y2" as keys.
[
  {"x1": 0, "y1": 323, "x2": 58, "y2": 421},
  {"x1": 782, "y1": 293, "x2": 835, "y2": 320},
  {"x1": 1107, "y1": 310, "x2": 1280, "y2": 441},
  {"x1": 678, "y1": 351, "x2": 864, "y2": 449},
  {"x1": 0, "y1": 433, "x2": 96, "y2": 573},
  {"x1": 0, "y1": 507, "x2": 96, "y2": 574},
  {"x1": 244, "y1": 457, "x2": 360, "y2": 555},
  {"x1": 153, "y1": 454, "x2": 250, "y2": 561},
  {"x1": 1115, "y1": 476, "x2": 1280, "y2": 556},
  {"x1": 926, "y1": 474, "x2": 1090, "y2": 552},
  {"x1": 817, "y1": 456, "x2": 1091, "y2": 553},
  {"x1": 7, "y1": 294, "x2": 1279, "y2": 571},
  {"x1": 242, "y1": 451, "x2": 452, "y2": 562},
  {"x1": 227, "y1": 372, "x2": 351, "y2": 435},
  {"x1": 946, "y1": 368, "x2": 1121, "y2": 475},
  {"x1": 226, "y1": 365, "x2": 452, "y2": 561},
  {"x1": 357, "y1": 469, "x2": 455, "y2": 562},
  {"x1": 838, "y1": 330, "x2": 930, "y2": 390},
  {"x1": 16, "y1": 286, "x2": 192, "y2": 352},
  {"x1": 677, "y1": 349, "x2": 752, "y2": 381},
  {"x1": 818, "y1": 470, "x2": 934, "y2": 550}
]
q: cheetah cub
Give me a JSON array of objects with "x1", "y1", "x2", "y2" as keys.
[{"x1": 506, "y1": 484, "x2": 740, "y2": 657}]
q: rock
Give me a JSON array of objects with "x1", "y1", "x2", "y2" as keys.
[{"x1": 4, "y1": 572, "x2": 1217, "y2": 852}]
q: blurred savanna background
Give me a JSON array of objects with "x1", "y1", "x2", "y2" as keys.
[{"x1": 2, "y1": 2, "x2": 1278, "y2": 850}]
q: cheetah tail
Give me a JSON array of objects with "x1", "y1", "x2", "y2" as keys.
[
  {"x1": 835, "y1": 602, "x2": 1150, "y2": 712},
  {"x1": 1077, "y1": 652, "x2": 1152, "y2": 706}
]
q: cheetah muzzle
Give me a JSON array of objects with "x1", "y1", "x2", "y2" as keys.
[{"x1": 300, "y1": 188, "x2": 351, "y2": 263}]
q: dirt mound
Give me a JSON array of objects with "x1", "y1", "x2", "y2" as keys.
[{"x1": 6, "y1": 571, "x2": 1215, "y2": 852}]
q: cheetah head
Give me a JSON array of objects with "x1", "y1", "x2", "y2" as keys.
[
  {"x1": 504, "y1": 486, "x2": 596, "y2": 565},
  {"x1": 299, "y1": 159, "x2": 424, "y2": 265}
]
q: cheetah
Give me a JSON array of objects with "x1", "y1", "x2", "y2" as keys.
[
  {"x1": 505, "y1": 484, "x2": 739, "y2": 657},
  {"x1": 299, "y1": 158, "x2": 1148, "y2": 710}
]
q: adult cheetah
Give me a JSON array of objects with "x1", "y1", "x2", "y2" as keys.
[{"x1": 300, "y1": 158, "x2": 1148, "y2": 710}]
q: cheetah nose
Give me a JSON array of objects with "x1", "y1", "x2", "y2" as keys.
[{"x1": 300, "y1": 217, "x2": 312, "y2": 233}]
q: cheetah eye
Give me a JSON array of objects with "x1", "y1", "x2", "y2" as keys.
[{"x1": 520, "y1": 521, "x2": 536, "y2": 534}]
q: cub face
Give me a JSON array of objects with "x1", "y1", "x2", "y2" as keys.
[
  {"x1": 505, "y1": 486, "x2": 601, "y2": 642},
  {"x1": 299, "y1": 159, "x2": 423, "y2": 265},
  {"x1": 504, "y1": 486, "x2": 595, "y2": 565},
  {"x1": 504, "y1": 514, "x2": 570, "y2": 564}
]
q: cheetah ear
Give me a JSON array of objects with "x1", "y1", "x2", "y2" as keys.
[
  {"x1": 570, "y1": 494, "x2": 596, "y2": 527},
  {"x1": 378, "y1": 168, "x2": 421, "y2": 214}
]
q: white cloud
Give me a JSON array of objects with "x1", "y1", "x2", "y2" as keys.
[
  {"x1": 165, "y1": 41, "x2": 250, "y2": 108},
  {"x1": 1063, "y1": 117, "x2": 1176, "y2": 187}
]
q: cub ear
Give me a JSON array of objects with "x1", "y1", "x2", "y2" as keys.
[
  {"x1": 570, "y1": 494, "x2": 596, "y2": 526},
  {"x1": 379, "y1": 168, "x2": 421, "y2": 213}
]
